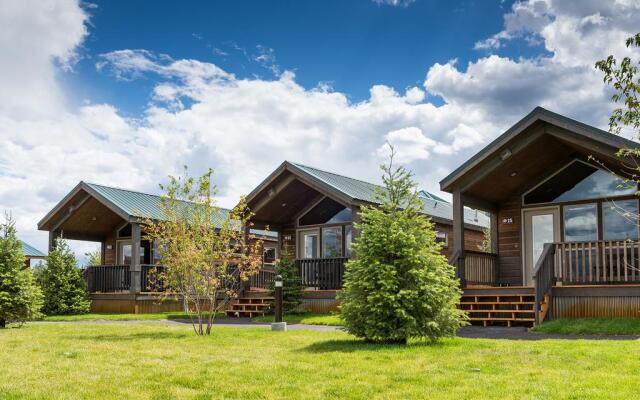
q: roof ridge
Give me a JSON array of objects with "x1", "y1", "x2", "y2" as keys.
[
  {"x1": 289, "y1": 161, "x2": 384, "y2": 189},
  {"x1": 84, "y1": 181, "x2": 231, "y2": 211}
]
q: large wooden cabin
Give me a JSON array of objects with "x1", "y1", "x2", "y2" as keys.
[{"x1": 442, "y1": 107, "x2": 640, "y2": 325}]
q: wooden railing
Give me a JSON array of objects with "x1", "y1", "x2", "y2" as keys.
[
  {"x1": 553, "y1": 240, "x2": 640, "y2": 284},
  {"x1": 533, "y1": 243, "x2": 555, "y2": 324},
  {"x1": 296, "y1": 257, "x2": 347, "y2": 290},
  {"x1": 85, "y1": 265, "x2": 130, "y2": 293},
  {"x1": 249, "y1": 267, "x2": 276, "y2": 290},
  {"x1": 464, "y1": 251, "x2": 498, "y2": 286},
  {"x1": 141, "y1": 265, "x2": 166, "y2": 292}
]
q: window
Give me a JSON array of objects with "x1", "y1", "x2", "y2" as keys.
[
  {"x1": 152, "y1": 240, "x2": 163, "y2": 264},
  {"x1": 117, "y1": 241, "x2": 145, "y2": 265},
  {"x1": 299, "y1": 230, "x2": 319, "y2": 259},
  {"x1": 345, "y1": 225, "x2": 354, "y2": 257},
  {"x1": 563, "y1": 204, "x2": 598, "y2": 242},
  {"x1": 322, "y1": 226, "x2": 343, "y2": 258},
  {"x1": 524, "y1": 160, "x2": 636, "y2": 205},
  {"x1": 263, "y1": 246, "x2": 277, "y2": 264},
  {"x1": 299, "y1": 197, "x2": 352, "y2": 226},
  {"x1": 603, "y1": 199, "x2": 639, "y2": 240},
  {"x1": 117, "y1": 224, "x2": 132, "y2": 238},
  {"x1": 436, "y1": 231, "x2": 448, "y2": 248}
]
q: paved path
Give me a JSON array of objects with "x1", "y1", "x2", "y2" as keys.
[{"x1": 34, "y1": 320, "x2": 640, "y2": 339}]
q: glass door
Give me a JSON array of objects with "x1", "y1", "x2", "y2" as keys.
[
  {"x1": 523, "y1": 207, "x2": 559, "y2": 285},
  {"x1": 298, "y1": 229, "x2": 319, "y2": 259}
]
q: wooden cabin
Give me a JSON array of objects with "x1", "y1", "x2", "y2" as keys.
[
  {"x1": 244, "y1": 161, "x2": 488, "y2": 312},
  {"x1": 20, "y1": 240, "x2": 46, "y2": 269},
  {"x1": 441, "y1": 107, "x2": 640, "y2": 325},
  {"x1": 37, "y1": 182, "x2": 278, "y2": 313}
]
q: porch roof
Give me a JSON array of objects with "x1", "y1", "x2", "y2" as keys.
[
  {"x1": 439, "y1": 107, "x2": 640, "y2": 208},
  {"x1": 246, "y1": 161, "x2": 489, "y2": 229},
  {"x1": 38, "y1": 182, "x2": 277, "y2": 240}
]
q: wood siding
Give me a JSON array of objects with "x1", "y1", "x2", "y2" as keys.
[
  {"x1": 434, "y1": 222, "x2": 485, "y2": 260},
  {"x1": 497, "y1": 197, "x2": 522, "y2": 285}
]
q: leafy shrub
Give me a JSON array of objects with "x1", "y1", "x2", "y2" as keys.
[{"x1": 270, "y1": 246, "x2": 303, "y2": 312}]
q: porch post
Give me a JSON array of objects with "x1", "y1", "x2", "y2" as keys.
[
  {"x1": 48, "y1": 230, "x2": 60, "y2": 252},
  {"x1": 452, "y1": 190, "x2": 466, "y2": 287},
  {"x1": 490, "y1": 212, "x2": 498, "y2": 254},
  {"x1": 130, "y1": 222, "x2": 142, "y2": 294}
]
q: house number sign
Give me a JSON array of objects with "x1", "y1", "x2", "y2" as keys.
[{"x1": 502, "y1": 217, "x2": 513, "y2": 224}]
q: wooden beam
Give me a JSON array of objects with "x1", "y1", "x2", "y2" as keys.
[
  {"x1": 452, "y1": 190, "x2": 466, "y2": 286},
  {"x1": 130, "y1": 223, "x2": 141, "y2": 294},
  {"x1": 50, "y1": 193, "x2": 91, "y2": 232},
  {"x1": 251, "y1": 174, "x2": 297, "y2": 214},
  {"x1": 490, "y1": 212, "x2": 498, "y2": 254},
  {"x1": 456, "y1": 126, "x2": 545, "y2": 193}
]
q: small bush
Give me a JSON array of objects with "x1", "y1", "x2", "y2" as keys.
[{"x1": 270, "y1": 246, "x2": 303, "y2": 312}]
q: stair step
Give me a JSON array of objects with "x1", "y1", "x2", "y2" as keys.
[{"x1": 225, "y1": 310, "x2": 267, "y2": 318}]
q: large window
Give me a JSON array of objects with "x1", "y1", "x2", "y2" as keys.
[
  {"x1": 563, "y1": 204, "x2": 598, "y2": 242},
  {"x1": 322, "y1": 226, "x2": 343, "y2": 258},
  {"x1": 603, "y1": 199, "x2": 639, "y2": 240},
  {"x1": 299, "y1": 197, "x2": 352, "y2": 226},
  {"x1": 524, "y1": 160, "x2": 636, "y2": 205}
]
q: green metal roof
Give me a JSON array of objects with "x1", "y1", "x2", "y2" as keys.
[
  {"x1": 288, "y1": 162, "x2": 489, "y2": 228},
  {"x1": 440, "y1": 107, "x2": 640, "y2": 191},
  {"x1": 84, "y1": 182, "x2": 277, "y2": 238},
  {"x1": 20, "y1": 241, "x2": 46, "y2": 258}
]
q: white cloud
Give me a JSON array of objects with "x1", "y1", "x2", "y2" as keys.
[
  {"x1": 372, "y1": 0, "x2": 416, "y2": 7},
  {"x1": 2, "y1": 0, "x2": 640, "y2": 260}
]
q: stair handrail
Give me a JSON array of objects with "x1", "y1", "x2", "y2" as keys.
[{"x1": 532, "y1": 243, "x2": 555, "y2": 325}]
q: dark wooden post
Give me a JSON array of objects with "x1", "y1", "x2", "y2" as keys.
[
  {"x1": 130, "y1": 222, "x2": 142, "y2": 294},
  {"x1": 490, "y1": 212, "x2": 499, "y2": 284},
  {"x1": 452, "y1": 190, "x2": 466, "y2": 287},
  {"x1": 48, "y1": 230, "x2": 60, "y2": 252}
]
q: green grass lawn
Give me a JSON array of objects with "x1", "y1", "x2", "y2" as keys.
[
  {"x1": 252, "y1": 312, "x2": 343, "y2": 326},
  {"x1": 2, "y1": 323, "x2": 640, "y2": 399},
  {"x1": 42, "y1": 312, "x2": 219, "y2": 322},
  {"x1": 533, "y1": 318, "x2": 640, "y2": 335}
]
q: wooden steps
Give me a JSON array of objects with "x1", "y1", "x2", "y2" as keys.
[
  {"x1": 225, "y1": 292, "x2": 273, "y2": 318},
  {"x1": 460, "y1": 287, "x2": 536, "y2": 327}
]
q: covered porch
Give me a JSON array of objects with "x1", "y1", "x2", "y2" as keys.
[{"x1": 442, "y1": 107, "x2": 640, "y2": 324}]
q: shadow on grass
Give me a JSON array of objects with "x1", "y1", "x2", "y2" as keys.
[
  {"x1": 70, "y1": 331, "x2": 189, "y2": 341},
  {"x1": 302, "y1": 338, "x2": 451, "y2": 353}
]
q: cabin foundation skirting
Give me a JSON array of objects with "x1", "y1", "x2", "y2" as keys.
[
  {"x1": 90, "y1": 294, "x2": 185, "y2": 314},
  {"x1": 299, "y1": 290, "x2": 340, "y2": 313},
  {"x1": 550, "y1": 286, "x2": 640, "y2": 319}
]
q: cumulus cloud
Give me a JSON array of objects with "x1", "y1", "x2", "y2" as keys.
[{"x1": 2, "y1": 0, "x2": 640, "y2": 258}]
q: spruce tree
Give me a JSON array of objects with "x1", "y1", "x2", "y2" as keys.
[
  {"x1": 0, "y1": 215, "x2": 43, "y2": 328},
  {"x1": 270, "y1": 244, "x2": 303, "y2": 312},
  {"x1": 41, "y1": 238, "x2": 90, "y2": 315},
  {"x1": 339, "y1": 149, "x2": 466, "y2": 343}
]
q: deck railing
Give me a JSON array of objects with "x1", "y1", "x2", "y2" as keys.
[
  {"x1": 249, "y1": 266, "x2": 276, "y2": 290},
  {"x1": 85, "y1": 265, "x2": 130, "y2": 293},
  {"x1": 533, "y1": 243, "x2": 556, "y2": 324},
  {"x1": 141, "y1": 265, "x2": 166, "y2": 292},
  {"x1": 553, "y1": 240, "x2": 640, "y2": 284},
  {"x1": 464, "y1": 251, "x2": 498, "y2": 286},
  {"x1": 296, "y1": 257, "x2": 347, "y2": 290}
]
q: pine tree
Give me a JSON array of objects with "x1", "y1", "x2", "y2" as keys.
[
  {"x1": 40, "y1": 238, "x2": 90, "y2": 315},
  {"x1": 0, "y1": 215, "x2": 43, "y2": 328},
  {"x1": 270, "y1": 244, "x2": 303, "y2": 312},
  {"x1": 339, "y1": 148, "x2": 466, "y2": 343}
]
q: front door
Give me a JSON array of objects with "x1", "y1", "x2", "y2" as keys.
[{"x1": 523, "y1": 207, "x2": 560, "y2": 285}]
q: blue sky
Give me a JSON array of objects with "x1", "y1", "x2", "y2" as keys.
[
  {"x1": 1, "y1": 0, "x2": 638, "y2": 256},
  {"x1": 68, "y1": 0, "x2": 525, "y2": 114}
]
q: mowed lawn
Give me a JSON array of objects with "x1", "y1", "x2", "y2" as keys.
[{"x1": 1, "y1": 323, "x2": 639, "y2": 399}]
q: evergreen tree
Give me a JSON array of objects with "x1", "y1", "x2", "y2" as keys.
[
  {"x1": 270, "y1": 244, "x2": 303, "y2": 312},
  {"x1": 339, "y1": 148, "x2": 466, "y2": 343},
  {"x1": 40, "y1": 238, "x2": 90, "y2": 315},
  {"x1": 0, "y1": 215, "x2": 43, "y2": 328}
]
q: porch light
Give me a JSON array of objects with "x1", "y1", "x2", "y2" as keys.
[
  {"x1": 510, "y1": 171, "x2": 518, "y2": 177},
  {"x1": 500, "y1": 148, "x2": 512, "y2": 160},
  {"x1": 281, "y1": 202, "x2": 287, "y2": 207}
]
